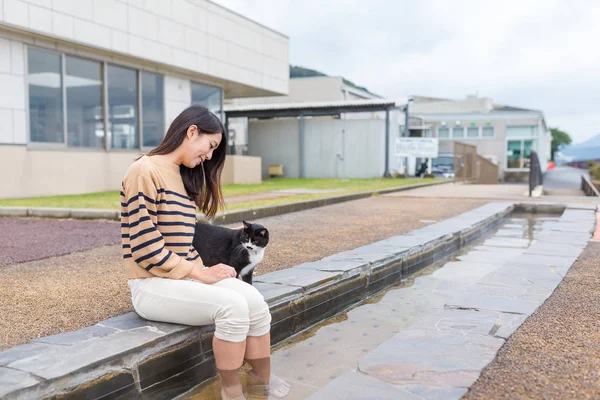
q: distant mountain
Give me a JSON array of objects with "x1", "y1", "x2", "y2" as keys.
[
  {"x1": 555, "y1": 134, "x2": 600, "y2": 163},
  {"x1": 289, "y1": 65, "x2": 376, "y2": 96}
]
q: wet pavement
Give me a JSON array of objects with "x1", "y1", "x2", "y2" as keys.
[
  {"x1": 183, "y1": 211, "x2": 589, "y2": 399},
  {"x1": 464, "y1": 241, "x2": 600, "y2": 400},
  {"x1": 0, "y1": 217, "x2": 120, "y2": 266},
  {"x1": 0, "y1": 197, "x2": 486, "y2": 351}
]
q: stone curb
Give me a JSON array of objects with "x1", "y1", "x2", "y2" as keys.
[
  {"x1": 1, "y1": 201, "x2": 594, "y2": 399},
  {"x1": 0, "y1": 180, "x2": 449, "y2": 223}
]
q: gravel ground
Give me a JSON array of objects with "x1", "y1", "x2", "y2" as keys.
[
  {"x1": 0, "y1": 217, "x2": 120, "y2": 266},
  {"x1": 0, "y1": 196, "x2": 486, "y2": 350},
  {"x1": 464, "y1": 241, "x2": 600, "y2": 400},
  {"x1": 228, "y1": 196, "x2": 488, "y2": 274}
]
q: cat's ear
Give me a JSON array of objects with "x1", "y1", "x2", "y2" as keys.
[
  {"x1": 242, "y1": 221, "x2": 251, "y2": 230},
  {"x1": 258, "y1": 229, "x2": 268, "y2": 237}
]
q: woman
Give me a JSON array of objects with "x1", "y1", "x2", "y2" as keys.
[{"x1": 120, "y1": 105, "x2": 290, "y2": 399}]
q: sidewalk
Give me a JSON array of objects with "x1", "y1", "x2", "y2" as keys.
[{"x1": 0, "y1": 196, "x2": 487, "y2": 351}]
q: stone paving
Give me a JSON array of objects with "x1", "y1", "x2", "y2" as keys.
[
  {"x1": 181, "y1": 204, "x2": 595, "y2": 399},
  {"x1": 302, "y1": 209, "x2": 594, "y2": 399}
]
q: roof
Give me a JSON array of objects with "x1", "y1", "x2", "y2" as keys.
[{"x1": 223, "y1": 98, "x2": 406, "y2": 119}]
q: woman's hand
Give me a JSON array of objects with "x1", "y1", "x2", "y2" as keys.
[{"x1": 188, "y1": 263, "x2": 237, "y2": 284}]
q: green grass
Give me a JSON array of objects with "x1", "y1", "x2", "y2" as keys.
[{"x1": 0, "y1": 178, "x2": 439, "y2": 211}]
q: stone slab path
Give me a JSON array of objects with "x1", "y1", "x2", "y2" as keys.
[
  {"x1": 185, "y1": 208, "x2": 594, "y2": 399},
  {"x1": 303, "y1": 210, "x2": 593, "y2": 399}
]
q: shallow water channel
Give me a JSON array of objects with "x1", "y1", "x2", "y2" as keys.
[{"x1": 179, "y1": 213, "x2": 559, "y2": 399}]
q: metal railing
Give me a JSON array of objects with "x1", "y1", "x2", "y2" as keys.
[
  {"x1": 453, "y1": 142, "x2": 499, "y2": 184},
  {"x1": 528, "y1": 151, "x2": 543, "y2": 197},
  {"x1": 581, "y1": 174, "x2": 600, "y2": 197}
]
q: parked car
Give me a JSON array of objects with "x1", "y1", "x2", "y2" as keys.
[{"x1": 431, "y1": 153, "x2": 454, "y2": 179}]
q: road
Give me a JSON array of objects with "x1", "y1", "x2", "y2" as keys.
[{"x1": 544, "y1": 166, "x2": 588, "y2": 190}]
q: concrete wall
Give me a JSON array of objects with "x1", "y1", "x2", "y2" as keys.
[
  {"x1": 247, "y1": 117, "x2": 389, "y2": 179},
  {"x1": 248, "y1": 119, "x2": 300, "y2": 178},
  {"x1": 0, "y1": 145, "x2": 138, "y2": 198},
  {"x1": 0, "y1": 146, "x2": 261, "y2": 198},
  {"x1": 0, "y1": 0, "x2": 289, "y2": 97},
  {"x1": 221, "y1": 155, "x2": 261, "y2": 185},
  {"x1": 305, "y1": 118, "x2": 385, "y2": 178},
  {"x1": 232, "y1": 76, "x2": 345, "y2": 105}
]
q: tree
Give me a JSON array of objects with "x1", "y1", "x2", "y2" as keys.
[{"x1": 550, "y1": 127, "x2": 572, "y2": 161}]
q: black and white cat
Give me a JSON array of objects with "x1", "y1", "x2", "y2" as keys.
[{"x1": 192, "y1": 221, "x2": 269, "y2": 285}]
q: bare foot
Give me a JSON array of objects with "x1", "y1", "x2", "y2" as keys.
[
  {"x1": 221, "y1": 385, "x2": 246, "y2": 400},
  {"x1": 247, "y1": 370, "x2": 291, "y2": 398}
]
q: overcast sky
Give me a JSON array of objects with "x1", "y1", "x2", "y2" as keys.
[{"x1": 214, "y1": 0, "x2": 600, "y2": 144}]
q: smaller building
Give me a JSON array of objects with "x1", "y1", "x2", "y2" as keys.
[
  {"x1": 224, "y1": 99, "x2": 406, "y2": 179},
  {"x1": 226, "y1": 74, "x2": 382, "y2": 155},
  {"x1": 406, "y1": 95, "x2": 552, "y2": 181}
]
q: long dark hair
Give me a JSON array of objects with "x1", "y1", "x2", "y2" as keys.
[{"x1": 147, "y1": 104, "x2": 227, "y2": 219}]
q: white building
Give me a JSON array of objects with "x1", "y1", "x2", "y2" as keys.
[
  {"x1": 407, "y1": 95, "x2": 552, "y2": 181},
  {"x1": 225, "y1": 75, "x2": 382, "y2": 155},
  {"x1": 0, "y1": 0, "x2": 289, "y2": 199}
]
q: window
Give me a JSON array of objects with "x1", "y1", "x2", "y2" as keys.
[
  {"x1": 507, "y1": 139, "x2": 535, "y2": 169},
  {"x1": 65, "y1": 56, "x2": 104, "y2": 148},
  {"x1": 438, "y1": 128, "x2": 450, "y2": 138},
  {"x1": 142, "y1": 72, "x2": 164, "y2": 147},
  {"x1": 467, "y1": 127, "x2": 479, "y2": 138},
  {"x1": 108, "y1": 65, "x2": 138, "y2": 149},
  {"x1": 453, "y1": 126, "x2": 464, "y2": 138},
  {"x1": 28, "y1": 48, "x2": 63, "y2": 143},
  {"x1": 482, "y1": 127, "x2": 494, "y2": 137},
  {"x1": 191, "y1": 82, "x2": 222, "y2": 117},
  {"x1": 26, "y1": 46, "x2": 165, "y2": 150}
]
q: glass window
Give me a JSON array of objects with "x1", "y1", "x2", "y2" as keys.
[
  {"x1": 453, "y1": 126, "x2": 464, "y2": 138},
  {"x1": 424, "y1": 128, "x2": 432, "y2": 137},
  {"x1": 482, "y1": 127, "x2": 494, "y2": 137},
  {"x1": 27, "y1": 48, "x2": 64, "y2": 143},
  {"x1": 191, "y1": 82, "x2": 222, "y2": 117},
  {"x1": 108, "y1": 65, "x2": 138, "y2": 149},
  {"x1": 142, "y1": 72, "x2": 164, "y2": 147},
  {"x1": 65, "y1": 56, "x2": 104, "y2": 148},
  {"x1": 507, "y1": 140, "x2": 523, "y2": 169},
  {"x1": 467, "y1": 127, "x2": 479, "y2": 138},
  {"x1": 437, "y1": 128, "x2": 450, "y2": 138}
]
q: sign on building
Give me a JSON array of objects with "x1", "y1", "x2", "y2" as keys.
[{"x1": 396, "y1": 138, "x2": 439, "y2": 158}]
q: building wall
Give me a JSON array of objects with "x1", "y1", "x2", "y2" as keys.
[
  {"x1": 423, "y1": 113, "x2": 551, "y2": 178},
  {"x1": 0, "y1": 0, "x2": 289, "y2": 96},
  {"x1": 221, "y1": 155, "x2": 261, "y2": 185},
  {"x1": 248, "y1": 119, "x2": 300, "y2": 178},
  {"x1": 0, "y1": 35, "x2": 26, "y2": 144},
  {"x1": 0, "y1": 145, "x2": 138, "y2": 198},
  {"x1": 0, "y1": 1, "x2": 288, "y2": 198},
  {"x1": 247, "y1": 117, "x2": 390, "y2": 179},
  {"x1": 232, "y1": 76, "x2": 345, "y2": 105}
]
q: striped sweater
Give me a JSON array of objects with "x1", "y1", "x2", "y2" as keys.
[{"x1": 120, "y1": 155, "x2": 202, "y2": 279}]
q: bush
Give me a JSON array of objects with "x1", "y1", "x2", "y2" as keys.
[{"x1": 589, "y1": 162, "x2": 600, "y2": 181}]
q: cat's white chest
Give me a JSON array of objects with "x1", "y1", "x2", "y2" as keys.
[
  {"x1": 239, "y1": 244, "x2": 265, "y2": 278},
  {"x1": 248, "y1": 246, "x2": 265, "y2": 268}
]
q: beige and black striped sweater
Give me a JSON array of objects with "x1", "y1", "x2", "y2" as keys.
[{"x1": 120, "y1": 155, "x2": 202, "y2": 279}]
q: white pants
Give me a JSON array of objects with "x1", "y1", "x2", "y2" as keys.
[{"x1": 128, "y1": 277, "x2": 272, "y2": 343}]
